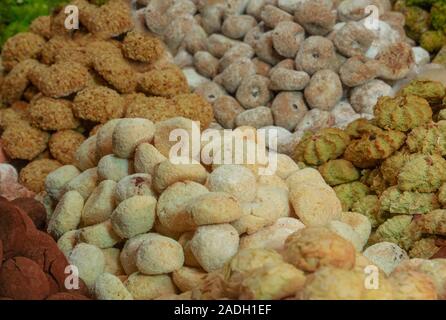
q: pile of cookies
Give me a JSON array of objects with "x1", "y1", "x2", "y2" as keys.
[
  {"x1": 137, "y1": 0, "x2": 430, "y2": 143},
  {"x1": 0, "y1": 0, "x2": 214, "y2": 194}
]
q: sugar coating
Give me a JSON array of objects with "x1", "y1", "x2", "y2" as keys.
[
  {"x1": 134, "y1": 143, "x2": 167, "y2": 176},
  {"x1": 295, "y1": 108, "x2": 337, "y2": 134},
  {"x1": 48, "y1": 191, "x2": 84, "y2": 239},
  {"x1": 272, "y1": 21, "x2": 305, "y2": 58},
  {"x1": 157, "y1": 181, "x2": 209, "y2": 233},
  {"x1": 363, "y1": 242, "x2": 409, "y2": 275},
  {"x1": 57, "y1": 230, "x2": 79, "y2": 257},
  {"x1": 222, "y1": 15, "x2": 257, "y2": 40},
  {"x1": 136, "y1": 233, "x2": 184, "y2": 275},
  {"x1": 271, "y1": 92, "x2": 308, "y2": 131},
  {"x1": 296, "y1": 36, "x2": 337, "y2": 75},
  {"x1": 82, "y1": 180, "x2": 117, "y2": 227},
  {"x1": 215, "y1": 59, "x2": 256, "y2": 94},
  {"x1": 288, "y1": 180, "x2": 342, "y2": 227},
  {"x1": 334, "y1": 22, "x2": 375, "y2": 57},
  {"x1": 219, "y1": 43, "x2": 255, "y2": 73},
  {"x1": 97, "y1": 155, "x2": 134, "y2": 182},
  {"x1": 79, "y1": 220, "x2": 121, "y2": 249},
  {"x1": 295, "y1": 1, "x2": 336, "y2": 36},
  {"x1": 96, "y1": 119, "x2": 122, "y2": 159},
  {"x1": 94, "y1": 273, "x2": 133, "y2": 300},
  {"x1": 75, "y1": 135, "x2": 99, "y2": 171},
  {"x1": 207, "y1": 34, "x2": 239, "y2": 58},
  {"x1": 68, "y1": 243, "x2": 105, "y2": 289},
  {"x1": 253, "y1": 31, "x2": 283, "y2": 65},
  {"x1": 337, "y1": 0, "x2": 371, "y2": 21},
  {"x1": 182, "y1": 68, "x2": 209, "y2": 90},
  {"x1": 187, "y1": 192, "x2": 243, "y2": 226},
  {"x1": 207, "y1": 165, "x2": 257, "y2": 203},
  {"x1": 111, "y1": 195, "x2": 157, "y2": 239},
  {"x1": 115, "y1": 173, "x2": 154, "y2": 203},
  {"x1": 269, "y1": 68, "x2": 310, "y2": 91},
  {"x1": 376, "y1": 42, "x2": 415, "y2": 81},
  {"x1": 252, "y1": 58, "x2": 272, "y2": 76},
  {"x1": 212, "y1": 96, "x2": 244, "y2": 129},
  {"x1": 190, "y1": 224, "x2": 240, "y2": 272},
  {"x1": 275, "y1": 154, "x2": 300, "y2": 180},
  {"x1": 178, "y1": 232, "x2": 201, "y2": 268},
  {"x1": 77, "y1": 0, "x2": 134, "y2": 38},
  {"x1": 102, "y1": 247, "x2": 125, "y2": 276},
  {"x1": 63, "y1": 168, "x2": 99, "y2": 200},
  {"x1": 120, "y1": 234, "x2": 152, "y2": 275},
  {"x1": 234, "y1": 186, "x2": 291, "y2": 235},
  {"x1": 339, "y1": 56, "x2": 380, "y2": 87},
  {"x1": 45, "y1": 165, "x2": 81, "y2": 200},
  {"x1": 153, "y1": 160, "x2": 208, "y2": 193},
  {"x1": 261, "y1": 5, "x2": 293, "y2": 29},
  {"x1": 194, "y1": 51, "x2": 220, "y2": 79},
  {"x1": 350, "y1": 79, "x2": 393, "y2": 114},
  {"x1": 235, "y1": 106, "x2": 274, "y2": 129},
  {"x1": 287, "y1": 168, "x2": 328, "y2": 188},
  {"x1": 112, "y1": 118, "x2": 155, "y2": 159},
  {"x1": 304, "y1": 69, "x2": 343, "y2": 111},
  {"x1": 124, "y1": 273, "x2": 176, "y2": 300}
]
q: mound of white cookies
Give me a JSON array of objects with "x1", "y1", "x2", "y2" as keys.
[{"x1": 42, "y1": 117, "x2": 445, "y2": 300}]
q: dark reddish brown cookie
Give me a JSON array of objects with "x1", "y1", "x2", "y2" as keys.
[
  {"x1": 0, "y1": 201, "x2": 37, "y2": 259},
  {"x1": 0, "y1": 240, "x2": 3, "y2": 269},
  {"x1": 46, "y1": 292, "x2": 89, "y2": 300},
  {"x1": 19, "y1": 231, "x2": 65, "y2": 274},
  {"x1": 432, "y1": 247, "x2": 446, "y2": 259},
  {"x1": 18, "y1": 230, "x2": 89, "y2": 296},
  {"x1": 46, "y1": 273, "x2": 61, "y2": 297},
  {"x1": 0, "y1": 256, "x2": 50, "y2": 300},
  {"x1": 11, "y1": 198, "x2": 47, "y2": 230}
]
